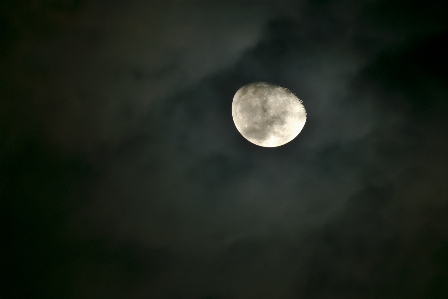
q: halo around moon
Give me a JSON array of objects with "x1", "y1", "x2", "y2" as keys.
[{"x1": 232, "y1": 82, "x2": 307, "y2": 147}]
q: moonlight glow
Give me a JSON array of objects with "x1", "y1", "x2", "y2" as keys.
[{"x1": 232, "y1": 82, "x2": 307, "y2": 147}]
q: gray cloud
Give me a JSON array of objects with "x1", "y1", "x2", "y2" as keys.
[
  {"x1": 2, "y1": 0, "x2": 297, "y2": 154},
  {"x1": 2, "y1": 1, "x2": 448, "y2": 299},
  {"x1": 79, "y1": 3, "x2": 447, "y2": 298}
]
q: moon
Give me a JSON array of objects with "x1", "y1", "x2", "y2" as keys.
[{"x1": 232, "y1": 82, "x2": 307, "y2": 147}]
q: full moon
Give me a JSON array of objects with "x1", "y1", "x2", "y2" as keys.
[{"x1": 232, "y1": 82, "x2": 307, "y2": 147}]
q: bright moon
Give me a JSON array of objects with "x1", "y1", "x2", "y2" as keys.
[{"x1": 232, "y1": 82, "x2": 307, "y2": 147}]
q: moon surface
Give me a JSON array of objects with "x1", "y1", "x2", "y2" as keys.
[{"x1": 232, "y1": 82, "x2": 307, "y2": 147}]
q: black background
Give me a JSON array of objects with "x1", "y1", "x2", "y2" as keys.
[{"x1": 2, "y1": 1, "x2": 448, "y2": 298}]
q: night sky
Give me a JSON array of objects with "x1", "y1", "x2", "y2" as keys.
[{"x1": 2, "y1": 1, "x2": 448, "y2": 298}]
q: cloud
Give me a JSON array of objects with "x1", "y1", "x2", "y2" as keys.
[
  {"x1": 79, "y1": 0, "x2": 448, "y2": 296},
  {"x1": 73, "y1": 4, "x2": 390, "y2": 298},
  {"x1": 1, "y1": 0, "x2": 297, "y2": 153},
  {"x1": 3, "y1": 1, "x2": 448, "y2": 298}
]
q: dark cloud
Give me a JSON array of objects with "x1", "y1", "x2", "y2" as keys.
[
  {"x1": 1, "y1": 0, "x2": 291, "y2": 153},
  {"x1": 2, "y1": 0, "x2": 448, "y2": 298}
]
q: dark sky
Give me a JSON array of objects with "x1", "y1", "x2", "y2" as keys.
[{"x1": 2, "y1": 0, "x2": 448, "y2": 298}]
